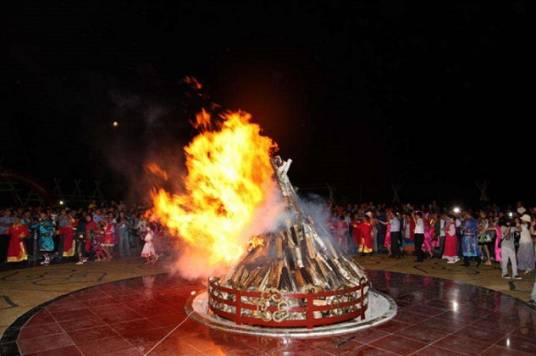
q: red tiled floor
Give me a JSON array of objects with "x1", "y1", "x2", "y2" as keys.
[
  {"x1": 19, "y1": 322, "x2": 63, "y2": 339},
  {"x1": 340, "y1": 328, "x2": 391, "y2": 344},
  {"x1": 75, "y1": 335, "x2": 134, "y2": 355},
  {"x1": 17, "y1": 332, "x2": 74, "y2": 355},
  {"x1": 66, "y1": 325, "x2": 120, "y2": 345},
  {"x1": 396, "y1": 325, "x2": 450, "y2": 344},
  {"x1": 11, "y1": 271, "x2": 536, "y2": 356},
  {"x1": 412, "y1": 345, "x2": 465, "y2": 355},
  {"x1": 57, "y1": 314, "x2": 104, "y2": 331},
  {"x1": 352, "y1": 345, "x2": 399, "y2": 355},
  {"x1": 393, "y1": 310, "x2": 427, "y2": 325},
  {"x1": 496, "y1": 336, "x2": 536, "y2": 354},
  {"x1": 374, "y1": 319, "x2": 411, "y2": 333},
  {"x1": 26, "y1": 310, "x2": 55, "y2": 325},
  {"x1": 481, "y1": 344, "x2": 534, "y2": 356},
  {"x1": 369, "y1": 334, "x2": 427, "y2": 355},
  {"x1": 402, "y1": 304, "x2": 446, "y2": 317},
  {"x1": 416, "y1": 316, "x2": 466, "y2": 333},
  {"x1": 109, "y1": 318, "x2": 159, "y2": 334},
  {"x1": 25, "y1": 345, "x2": 82, "y2": 356},
  {"x1": 453, "y1": 325, "x2": 506, "y2": 343},
  {"x1": 431, "y1": 334, "x2": 495, "y2": 355},
  {"x1": 48, "y1": 308, "x2": 93, "y2": 322}
]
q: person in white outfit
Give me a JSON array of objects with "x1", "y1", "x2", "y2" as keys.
[{"x1": 500, "y1": 218, "x2": 522, "y2": 280}]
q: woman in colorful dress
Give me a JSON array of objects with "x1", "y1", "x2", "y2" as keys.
[
  {"x1": 101, "y1": 216, "x2": 115, "y2": 261},
  {"x1": 442, "y1": 215, "x2": 459, "y2": 264},
  {"x1": 7, "y1": 217, "x2": 29, "y2": 263},
  {"x1": 493, "y1": 215, "x2": 502, "y2": 263},
  {"x1": 360, "y1": 216, "x2": 374, "y2": 255},
  {"x1": 58, "y1": 211, "x2": 76, "y2": 258},
  {"x1": 34, "y1": 213, "x2": 55, "y2": 266},
  {"x1": 402, "y1": 213, "x2": 415, "y2": 254},
  {"x1": 422, "y1": 213, "x2": 435, "y2": 258},
  {"x1": 462, "y1": 211, "x2": 480, "y2": 267}
]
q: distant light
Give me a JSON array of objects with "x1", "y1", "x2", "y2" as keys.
[
  {"x1": 451, "y1": 301, "x2": 459, "y2": 312},
  {"x1": 508, "y1": 212, "x2": 513, "y2": 218},
  {"x1": 506, "y1": 337, "x2": 511, "y2": 347},
  {"x1": 112, "y1": 121, "x2": 119, "y2": 127},
  {"x1": 452, "y1": 207, "x2": 461, "y2": 214},
  {"x1": 190, "y1": 290, "x2": 196, "y2": 295},
  {"x1": 59, "y1": 200, "x2": 64, "y2": 206}
]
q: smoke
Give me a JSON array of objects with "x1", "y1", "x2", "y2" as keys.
[{"x1": 298, "y1": 193, "x2": 337, "y2": 241}]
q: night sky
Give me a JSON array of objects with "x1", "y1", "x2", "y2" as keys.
[{"x1": 4, "y1": 1, "x2": 532, "y2": 205}]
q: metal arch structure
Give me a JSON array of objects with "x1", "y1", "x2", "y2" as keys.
[{"x1": 0, "y1": 170, "x2": 54, "y2": 206}]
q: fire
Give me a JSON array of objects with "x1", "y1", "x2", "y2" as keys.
[
  {"x1": 248, "y1": 235, "x2": 265, "y2": 250},
  {"x1": 146, "y1": 163, "x2": 169, "y2": 181},
  {"x1": 149, "y1": 111, "x2": 277, "y2": 277}
]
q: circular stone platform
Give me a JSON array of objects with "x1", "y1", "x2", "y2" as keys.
[
  {"x1": 188, "y1": 289, "x2": 397, "y2": 337},
  {"x1": 3, "y1": 271, "x2": 536, "y2": 355}
]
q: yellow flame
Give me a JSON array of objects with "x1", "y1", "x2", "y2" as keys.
[
  {"x1": 150, "y1": 111, "x2": 276, "y2": 270},
  {"x1": 248, "y1": 235, "x2": 265, "y2": 250}
]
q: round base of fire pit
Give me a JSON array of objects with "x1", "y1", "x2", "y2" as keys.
[{"x1": 187, "y1": 289, "x2": 396, "y2": 338}]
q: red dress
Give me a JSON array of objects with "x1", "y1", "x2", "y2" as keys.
[
  {"x1": 102, "y1": 223, "x2": 115, "y2": 246},
  {"x1": 59, "y1": 219, "x2": 75, "y2": 257},
  {"x1": 442, "y1": 222, "x2": 458, "y2": 257},
  {"x1": 7, "y1": 224, "x2": 29, "y2": 262},
  {"x1": 353, "y1": 222, "x2": 373, "y2": 254}
]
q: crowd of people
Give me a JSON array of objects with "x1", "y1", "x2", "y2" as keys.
[
  {"x1": 329, "y1": 201, "x2": 536, "y2": 305},
  {"x1": 0, "y1": 201, "x2": 165, "y2": 268},
  {"x1": 1, "y1": 199, "x2": 535, "y2": 305}
]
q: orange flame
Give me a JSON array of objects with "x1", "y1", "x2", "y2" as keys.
[
  {"x1": 193, "y1": 108, "x2": 211, "y2": 130},
  {"x1": 149, "y1": 111, "x2": 277, "y2": 277},
  {"x1": 146, "y1": 163, "x2": 169, "y2": 181}
]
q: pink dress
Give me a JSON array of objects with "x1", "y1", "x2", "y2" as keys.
[
  {"x1": 384, "y1": 224, "x2": 392, "y2": 249},
  {"x1": 141, "y1": 231, "x2": 156, "y2": 258},
  {"x1": 422, "y1": 220, "x2": 434, "y2": 254},
  {"x1": 494, "y1": 226, "x2": 502, "y2": 262}
]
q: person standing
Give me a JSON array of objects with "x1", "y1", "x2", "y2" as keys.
[
  {"x1": 7, "y1": 216, "x2": 29, "y2": 263},
  {"x1": 477, "y1": 212, "x2": 493, "y2": 266},
  {"x1": 0, "y1": 209, "x2": 15, "y2": 264},
  {"x1": 116, "y1": 213, "x2": 130, "y2": 258},
  {"x1": 101, "y1": 215, "x2": 115, "y2": 261},
  {"x1": 517, "y1": 214, "x2": 534, "y2": 274},
  {"x1": 389, "y1": 211, "x2": 401, "y2": 258},
  {"x1": 462, "y1": 211, "x2": 481, "y2": 267},
  {"x1": 500, "y1": 218, "x2": 522, "y2": 279},
  {"x1": 442, "y1": 215, "x2": 459, "y2": 263},
  {"x1": 75, "y1": 214, "x2": 87, "y2": 265},
  {"x1": 84, "y1": 215, "x2": 98, "y2": 260},
  {"x1": 34, "y1": 213, "x2": 55, "y2": 265},
  {"x1": 413, "y1": 212, "x2": 425, "y2": 262}
]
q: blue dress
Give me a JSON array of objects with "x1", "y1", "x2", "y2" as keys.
[
  {"x1": 36, "y1": 220, "x2": 55, "y2": 252},
  {"x1": 462, "y1": 218, "x2": 479, "y2": 257}
]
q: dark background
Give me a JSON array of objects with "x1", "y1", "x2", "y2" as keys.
[{"x1": 3, "y1": 1, "x2": 532, "y2": 206}]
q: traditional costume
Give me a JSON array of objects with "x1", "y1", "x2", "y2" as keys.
[
  {"x1": 7, "y1": 222, "x2": 29, "y2": 262},
  {"x1": 58, "y1": 218, "x2": 75, "y2": 257},
  {"x1": 442, "y1": 220, "x2": 459, "y2": 263}
]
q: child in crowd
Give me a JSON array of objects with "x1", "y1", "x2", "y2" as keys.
[{"x1": 141, "y1": 223, "x2": 158, "y2": 264}]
